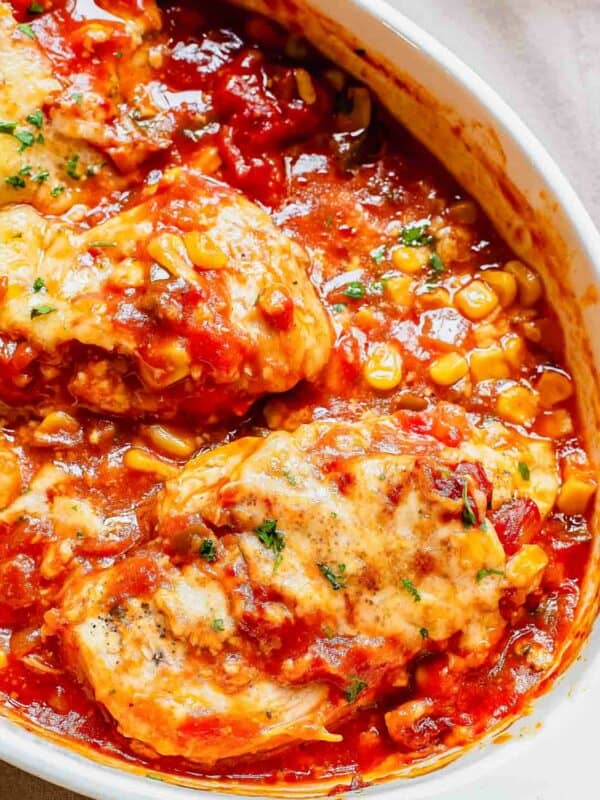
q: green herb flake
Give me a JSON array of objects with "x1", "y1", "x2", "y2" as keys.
[
  {"x1": 345, "y1": 677, "x2": 367, "y2": 703},
  {"x1": 518, "y1": 461, "x2": 531, "y2": 481},
  {"x1": 199, "y1": 538, "x2": 217, "y2": 562},
  {"x1": 34, "y1": 169, "x2": 49, "y2": 184},
  {"x1": 14, "y1": 129, "x2": 35, "y2": 152},
  {"x1": 401, "y1": 577, "x2": 421, "y2": 602},
  {"x1": 145, "y1": 774, "x2": 164, "y2": 782},
  {"x1": 419, "y1": 627, "x2": 429, "y2": 639},
  {"x1": 66, "y1": 154, "x2": 80, "y2": 180},
  {"x1": 50, "y1": 185, "x2": 65, "y2": 197},
  {"x1": 399, "y1": 220, "x2": 434, "y2": 247},
  {"x1": 461, "y1": 480, "x2": 477, "y2": 528},
  {"x1": 19, "y1": 165, "x2": 32, "y2": 176},
  {"x1": 30, "y1": 304, "x2": 56, "y2": 319},
  {"x1": 72, "y1": 92, "x2": 83, "y2": 105},
  {"x1": 331, "y1": 302, "x2": 347, "y2": 313},
  {"x1": 76, "y1": 531, "x2": 84, "y2": 540},
  {"x1": 318, "y1": 562, "x2": 347, "y2": 590},
  {"x1": 26, "y1": 109, "x2": 43, "y2": 129},
  {"x1": 429, "y1": 252, "x2": 445, "y2": 277},
  {"x1": 343, "y1": 281, "x2": 365, "y2": 300},
  {"x1": 322, "y1": 624, "x2": 335, "y2": 639},
  {"x1": 476, "y1": 568, "x2": 504, "y2": 583},
  {"x1": 283, "y1": 469, "x2": 296, "y2": 486},
  {"x1": 255, "y1": 519, "x2": 285, "y2": 569},
  {"x1": 5, "y1": 174, "x2": 26, "y2": 188},
  {"x1": 0, "y1": 122, "x2": 16, "y2": 134},
  {"x1": 370, "y1": 244, "x2": 387, "y2": 264},
  {"x1": 368, "y1": 280, "x2": 384, "y2": 295},
  {"x1": 17, "y1": 22, "x2": 35, "y2": 39},
  {"x1": 211, "y1": 618, "x2": 225, "y2": 632},
  {"x1": 28, "y1": 2, "x2": 44, "y2": 13},
  {"x1": 32, "y1": 277, "x2": 45, "y2": 293},
  {"x1": 89, "y1": 241, "x2": 117, "y2": 248}
]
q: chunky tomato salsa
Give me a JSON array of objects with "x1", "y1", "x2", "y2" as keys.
[{"x1": 0, "y1": 0, "x2": 595, "y2": 792}]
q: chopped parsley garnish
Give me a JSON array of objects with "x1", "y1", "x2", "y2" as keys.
[
  {"x1": 255, "y1": 519, "x2": 285, "y2": 569},
  {"x1": 0, "y1": 122, "x2": 16, "y2": 134},
  {"x1": 401, "y1": 577, "x2": 421, "y2": 602},
  {"x1": 28, "y1": 2, "x2": 44, "y2": 13},
  {"x1": 429, "y1": 252, "x2": 445, "y2": 277},
  {"x1": 30, "y1": 304, "x2": 56, "y2": 319},
  {"x1": 331, "y1": 302, "x2": 347, "y2": 313},
  {"x1": 19, "y1": 165, "x2": 32, "y2": 176},
  {"x1": 5, "y1": 174, "x2": 26, "y2": 188},
  {"x1": 343, "y1": 281, "x2": 365, "y2": 299},
  {"x1": 368, "y1": 280, "x2": 384, "y2": 295},
  {"x1": 32, "y1": 277, "x2": 45, "y2": 293},
  {"x1": 518, "y1": 461, "x2": 531, "y2": 481},
  {"x1": 34, "y1": 169, "x2": 49, "y2": 183},
  {"x1": 370, "y1": 244, "x2": 387, "y2": 264},
  {"x1": 66, "y1": 154, "x2": 80, "y2": 180},
  {"x1": 318, "y1": 562, "x2": 347, "y2": 590},
  {"x1": 461, "y1": 480, "x2": 477, "y2": 527},
  {"x1": 17, "y1": 23, "x2": 35, "y2": 39},
  {"x1": 199, "y1": 538, "x2": 216, "y2": 562},
  {"x1": 89, "y1": 241, "x2": 117, "y2": 248},
  {"x1": 419, "y1": 627, "x2": 429, "y2": 639},
  {"x1": 72, "y1": 92, "x2": 83, "y2": 105},
  {"x1": 345, "y1": 678, "x2": 367, "y2": 703},
  {"x1": 14, "y1": 129, "x2": 35, "y2": 152},
  {"x1": 211, "y1": 618, "x2": 225, "y2": 632},
  {"x1": 283, "y1": 469, "x2": 296, "y2": 486},
  {"x1": 50, "y1": 185, "x2": 65, "y2": 197},
  {"x1": 76, "y1": 531, "x2": 84, "y2": 540},
  {"x1": 322, "y1": 624, "x2": 335, "y2": 639},
  {"x1": 399, "y1": 220, "x2": 434, "y2": 247},
  {"x1": 26, "y1": 109, "x2": 43, "y2": 129},
  {"x1": 476, "y1": 568, "x2": 504, "y2": 583},
  {"x1": 29, "y1": 306, "x2": 56, "y2": 319}
]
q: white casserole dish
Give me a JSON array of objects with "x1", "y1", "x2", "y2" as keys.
[{"x1": 1, "y1": 0, "x2": 599, "y2": 797}]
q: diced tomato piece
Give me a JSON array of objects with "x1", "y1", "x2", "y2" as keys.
[
  {"x1": 0, "y1": 554, "x2": 39, "y2": 609},
  {"x1": 491, "y1": 498, "x2": 542, "y2": 555}
]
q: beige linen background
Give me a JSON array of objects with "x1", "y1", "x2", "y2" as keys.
[{"x1": 1, "y1": 0, "x2": 598, "y2": 797}]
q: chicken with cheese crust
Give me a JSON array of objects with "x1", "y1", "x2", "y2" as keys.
[
  {"x1": 51, "y1": 407, "x2": 558, "y2": 763},
  {"x1": 0, "y1": 169, "x2": 332, "y2": 419}
]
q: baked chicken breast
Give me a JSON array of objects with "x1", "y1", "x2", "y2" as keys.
[
  {"x1": 50, "y1": 406, "x2": 558, "y2": 763},
  {"x1": 0, "y1": 169, "x2": 332, "y2": 419}
]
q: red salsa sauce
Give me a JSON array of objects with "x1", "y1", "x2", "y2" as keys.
[{"x1": 0, "y1": 0, "x2": 595, "y2": 790}]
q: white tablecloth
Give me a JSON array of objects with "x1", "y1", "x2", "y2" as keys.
[{"x1": 2, "y1": 1, "x2": 597, "y2": 797}]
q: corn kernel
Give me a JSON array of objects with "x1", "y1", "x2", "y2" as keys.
[
  {"x1": 505, "y1": 544, "x2": 548, "y2": 589},
  {"x1": 501, "y1": 333, "x2": 526, "y2": 369},
  {"x1": 481, "y1": 269, "x2": 517, "y2": 307},
  {"x1": 417, "y1": 287, "x2": 451, "y2": 310},
  {"x1": 141, "y1": 425, "x2": 196, "y2": 458},
  {"x1": 557, "y1": 475, "x2": 597, "y2": 514},
  {"x1": 35, "y1": 410, "x2": 79, "y2": 436},
  {"x1": 391, "y1": 246, "x2": 428, "y2": 274},
  {"x1": 364, "y1": 342, "x2": 403, "y2": 391},
  {"x1": 192, "y1": 145, "x2": 222, "y2": 176},
  {"x1": 354, "y1": 307, "x2": 379, "y2": 331},
  {"x1": 504, "y1": 260, "x2": 542, "y2": 307},
  {"x1": 429, "y1": 352, "x2": 468, "y2": 386},
  {"x1": 537, "y1": 409, "x2": 574, "y2": 438},
  {"x1": 535, "y1": 369, "x2": 573, "y2": 408},
  {"x1": 183, "y1": 232, "x2": 228, "y2": 270},
  {"x1": 385, "y1": 275, "x2": 414, "y2": 307},
  {"x1": 147, "y1": 232, "x2": 189, "y2": 274},
  {"x1": 496, "y1": 383, "x2": 539, "y2": 426},
  {"x1": 124, "y1": 448, "x2": 178, "y2": 479},
  {"x1": 455, "y1": 280, "x2": 499, "y2": 320},
  {"x1": 295, "y1": 68, "x2": 317, "y2": 104},
  {"x1": 469, "y1": 346, "x2": 510, "y2": 382},
  {"x1": 448, "y1": 200, "x2": 478, "y2": 225}
]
